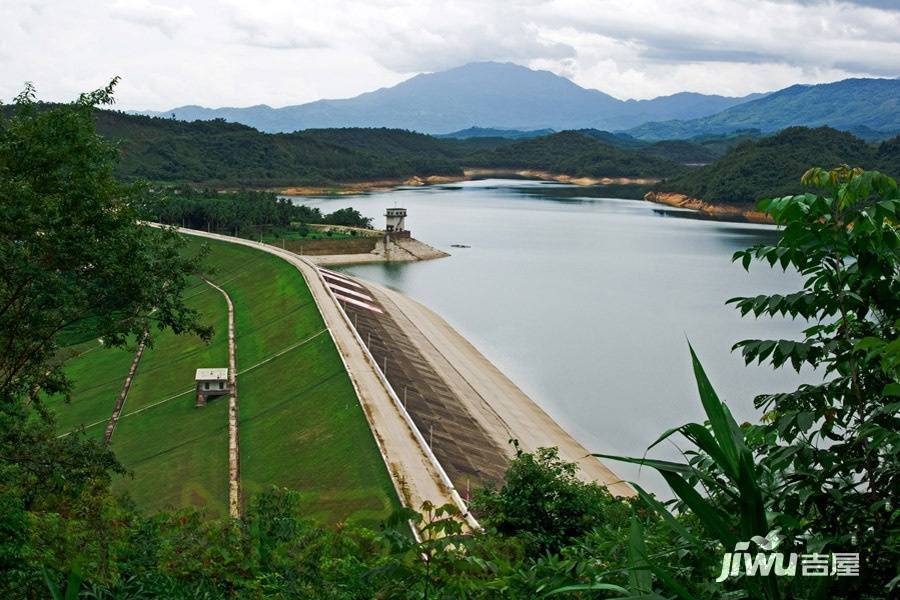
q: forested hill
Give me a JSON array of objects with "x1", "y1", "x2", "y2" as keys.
[
  {"x1": 463, "y1": 131, "x2": 684, "y2": 178},
  {"x1": 88, "y1": 109, "x2": 684, "y2": 186},
  {"x1": 657, "y1": 127, "x2": 900, "y2": 205},
  {"x1": 93, "y1": 110, "x2": 463, "y2": 186},
  {"x1": 33, "y1": 108, "x2": 898, "y2": 201}
]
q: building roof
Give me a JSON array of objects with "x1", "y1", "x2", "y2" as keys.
[{"x1": 195, "y1": 368, "x2": 228, "y2": 381}]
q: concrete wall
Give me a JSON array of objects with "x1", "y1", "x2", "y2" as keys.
[{"x1": 283, "y1": 237, "x2": 378, "y2": 256}]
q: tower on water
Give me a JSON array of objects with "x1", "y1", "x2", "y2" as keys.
[{"x1": 384, "y1": 207, "x2": 407, "y2": 235}]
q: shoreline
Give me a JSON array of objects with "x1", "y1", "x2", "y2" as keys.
[
  {"x1": 277, "y1": 174, "x2": 466, "y2": 196},
  {"x1": 277, "y1": 171, "x2": 766, "y2": 224},
  {"x1": 357, "y1": 276, "x2": 635, "y2": 497},
  {"x1": 167, "y1": 226, "x2": 633, "y2": 500},
  {"x1": 644, "y1": 191, "x2": 772, "y2": 223},
  {"x1": 460, "y1": 168, "x2": 659, "y2": 186},
  {"x1": 275, "y1": 168, "x2": 656, "y2": 196}
]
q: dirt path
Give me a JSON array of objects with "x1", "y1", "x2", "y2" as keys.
[
  {"x1": 103, "y1": 330, "x2": 148, "y2": 445},
  {"x1": 163, "y1": 227, "x2": 459, "y2": 525},
  {"x1": 204, "y1": 278, "x2": 241, "y2": 519}
]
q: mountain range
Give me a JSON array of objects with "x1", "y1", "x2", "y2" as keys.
[
  {"x1": 144, "y1": 62, "x2": 899, "y2": 141},
  {"x1": 627, "y1": 78, "x2": 900, "y2": 140},
  {"x1": 145, "y1": 62, "x2": 763, "y2": 134}
]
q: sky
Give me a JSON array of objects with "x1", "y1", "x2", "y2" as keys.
[{"x1": 2, "y1": 0, "x2": 899, "y2": 110}]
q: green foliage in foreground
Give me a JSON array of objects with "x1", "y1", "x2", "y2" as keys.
[
  {"x1": 16, "y1": 466, "x2": 646, "y2": 599},
  {"x1": 2, "y1": 85, "x2": 897, "y2": 599},
  {"x1": 600, "y1": 165, "x2": 900, "y2": 599},
  {"x1": 0, "y1": 81, "x2": 210, "y2": 405},
  {"x1": 472, "y1": 443, "x2": 618, "y2": 554}
]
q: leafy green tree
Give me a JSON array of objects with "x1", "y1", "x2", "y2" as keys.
[
  {"x1": 472, "y1": 442, "x2": 622, "y2": 554},
  {"x1": 1, "y1": 83, "x2": 209, "y2": 596},
  {"x1": 142, "y1": 188, "x2": 372, "y2": 238},
  {"x1": 0, "y1": 81, "x2": 209, "y2": 402},
  {"x1": 596, "y1": 167, "x2": 899, "y2": 599},
  {"x1": 731, "y1": 165, "x2": 900, "y2": 597},
  {"x1": 319, "y1": 206, "x2": 372, "y2": 228}
]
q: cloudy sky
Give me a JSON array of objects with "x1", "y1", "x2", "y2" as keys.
[{"x1": 2, "y1": 0, "x2": 898, "y2": 110}]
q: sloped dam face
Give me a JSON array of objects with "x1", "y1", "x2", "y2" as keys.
[{"x1": 288, "y1": 179, "x2": 813, "y2": 494}]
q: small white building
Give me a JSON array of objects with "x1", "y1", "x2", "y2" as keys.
[
  {"x1": 195, "y1": 368, "x2": 230, "y2": 407},
  {"x1": 385, "y1": 207, "x2": 407, "y2": 233}
]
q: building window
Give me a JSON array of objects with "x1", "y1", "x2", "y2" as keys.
[
  {"x1": 204, "y1": 382, "x2": 209, "y2": 390},
  {"x1": 218, "y1": 381, "x2": 224, "y2": 390}
]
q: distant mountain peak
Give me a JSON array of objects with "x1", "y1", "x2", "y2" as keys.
[{"x1": 143, "y1": 61, "x2": 765, "y2": 134}]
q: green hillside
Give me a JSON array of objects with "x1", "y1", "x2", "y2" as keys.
[
  {"x1": 89, "y1": 110, "x2": 684, "y2": 184},
  {"x1": 48, "y1": 235, "x2": 399, "y2": 524},
  {"x1": 85, "y1": 107, "x2": 900, "y2": 197},
  {"x1": 657, "y1": 126, "x2": 900, "y2": 205},
  {"x1": 875, "y1": 134, "x2": 900, "y2": 175},
  {"x1": 640, "y1": 140, "x2": 718, "y2": 164},
  {"x1": 462, "y1": 131, "x2": 685, "y2": 178},
  {"x1": 96, "y1": 111, "x2": 462, "y2": 186},
  {"x1": 574, "y1": 129, "x2": 646, "y2": 149}
]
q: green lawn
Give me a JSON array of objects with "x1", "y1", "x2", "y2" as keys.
[
  {"x1": 49, "y1": 340, "x2": 137, "y2": 439},
  {"x1": 49, "y1": 233, "x2": 399, "y2": 525}
]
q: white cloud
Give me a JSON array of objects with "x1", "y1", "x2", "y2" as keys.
[
  {"x1": 0, "y1": 0, "x2": 897, "y2": 109},
  {"x1": 109, "y1": 0, "x2": 194, "y2": 38}
]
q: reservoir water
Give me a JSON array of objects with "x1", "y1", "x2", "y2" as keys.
[{"x1": 289, "y1": 179, "x2": 811, "y2": 492}]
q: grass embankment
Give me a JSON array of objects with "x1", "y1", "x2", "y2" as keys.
[{"x1": 49, "y1": 234, "x2": 399, "y2": 525}]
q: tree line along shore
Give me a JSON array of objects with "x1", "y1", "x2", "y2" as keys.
[{"x1": 64, "y1": 107, "x2": 896, "y2": 211}]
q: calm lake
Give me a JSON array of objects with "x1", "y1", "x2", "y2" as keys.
[{"x1": 288, "y1": 179, "x2": 812, "y2": 492}]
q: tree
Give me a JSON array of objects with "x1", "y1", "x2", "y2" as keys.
[
  {"x1": 731, "y1": 166, "x2": 900, "y2": 597},
  {"x1": 472, "y1": 442, "x2": 621, "y2": 553},
  {"x1": 597, "y1": 167, "x2": 900, "y2": 599},
  {"x1": 0, "y1": 81, "x2": 210, "y2": 403},
  {"x1": 0, "y1": 82, "x2": 210, "y2": 596}
]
